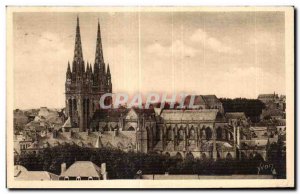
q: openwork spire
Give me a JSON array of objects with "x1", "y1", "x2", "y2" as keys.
[
  {"x1": 107, "y1": 63, "x2": 111, "y2": 76},
  {"x1": 73, "y1": 16, "x2": 84, "y2": 68},
  {"x1": 67, "y1": 61, "x2": 71, "y2": 73},
  {"x1": 95, "y1": 19, "x2": 104, "y2": 65}
]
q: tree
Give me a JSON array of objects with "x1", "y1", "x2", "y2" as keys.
[{"x1": 220, "y1": 98, "x2": 265, "y2": 122}]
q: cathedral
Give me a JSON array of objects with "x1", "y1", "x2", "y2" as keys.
[
  {"x1": 65, "y1": 17, "x2": 112, "y2": 132},
  {"x1": 63, "y1": 17, "x2": 247, "y2": 161},
  {"x1": 12, "y1": 17, "x2": 281, "y2": 165}
]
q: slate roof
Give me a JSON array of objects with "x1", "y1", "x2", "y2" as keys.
[
  {"x1": 92, "y1": 108, "x2": 155, "y2": 124},
  {"x1": 60, "y1": 161, "x2": 101, "y2": 178},
  {"x1": 36, "y1": 130, "x2": 137, "y2": 151},
  {"x1": 160, "y1": 109, "x2": 219, "y2": 121},
  {"x1": 258, "y1": 94, "x2": 277, "y2": 98},
  {"x1": 263, "y1": 109, "x2": 284, "y2": 116},
  {"x1": 14, "y1": 165, "x2": 59, "y2": 180},
  {"x1": 98, "y1": 131, "x2": 137, "y2": 149},
  {"x1": 132, "y1": 108, "x2": 155, "y2": 117},
  {"x1": 184, "y1": 95, "x2": 207, "y2": 107},
  {"x1": 92, "y1": 109, "x2": 128, "y2": 122},
  {"x1": 202, "y1": 95, "x2": 222, "y2": 107},
  {"x1": 250, "y1": 127, "x2": 267, "y2": 131},
  {"x1": 225, "y1": 112, "x2": 246, "y2": 120}
]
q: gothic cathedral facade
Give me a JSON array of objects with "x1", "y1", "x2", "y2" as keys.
[{"x1": 65, "y1": 17, "x2": 112, "y2": 131}]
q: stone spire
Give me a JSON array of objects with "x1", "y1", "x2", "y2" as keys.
[
  {"x1": 95, "y1": 135, "x2": 103, "y2": 148},
  {"x1": 66, "y1": 61, "x2": 71, "y2": 79},
  {"x1": 72, "y1": 16, "x2": 84, "y2": 73},
  {"x1": 89, "y1": 63, "x2": 93, "y2": 73},
  {"x1": 86, "y1": 61, "x2": 89, "y2": 72},
  {"x1": 67, "y1": 61, "x2": 71, "y2": 73},
  {"x1": 93, "y1": 19, "x2": 105, "y2": 85},
  {"x1": 95, "y1": 19, "x2": 104, "y2": 65},
  {"x1": 107, "y1": 63, "x2": 112, "y2": 92},
  {"x1": 107, "y1": 63, "x2": 111, "y2": 76}
]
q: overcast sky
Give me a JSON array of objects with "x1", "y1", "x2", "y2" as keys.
[{"x1": 13, "y1": 11, "x2": 285, "y2": 109}]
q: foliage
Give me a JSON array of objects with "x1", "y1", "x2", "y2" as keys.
[
  {"x1": 267, "y1": 136, "x2": 286, "y2": 178},
  {"x1": 220, "y1": 98, "x2": 265, "y2": 122},
  {"x1": 16, "y1": 144, "x2": 285, "y2": 179}
]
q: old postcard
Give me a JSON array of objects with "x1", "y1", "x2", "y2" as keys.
[{"x1": 6, "y1": 6, "x2": 294, "y2": 188}]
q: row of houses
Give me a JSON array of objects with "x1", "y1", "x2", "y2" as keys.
[
  {"x1": 14, "y1": 111, "x2": 285, "y2": 163},
  {"x1": 14, "y1": 161, "x2": 108, "y2": 181}
]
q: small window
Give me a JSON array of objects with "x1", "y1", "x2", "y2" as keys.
[
  {"x1": 88, "y1": 177, "x2": 93, "y2": 180},
  {"x1": 76, "y1": 176, "x2": 81, "y2": 180},
  {"x1": 64, "y1": 176, "x2": 69, "y2": 180}
]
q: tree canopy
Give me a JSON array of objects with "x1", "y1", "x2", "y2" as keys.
[
  {"x1": 220, "y1": 98, "x2": 265, "y2": 122},
  {"x1": 15, "y1": 144, "x2": 285, "y2": 179}
]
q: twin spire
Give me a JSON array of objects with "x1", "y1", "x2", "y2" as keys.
[{"x1": 72, "y1": 17, "x2": 106, "y2": 74}]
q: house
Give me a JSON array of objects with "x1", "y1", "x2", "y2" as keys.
[
  {"x1": 14, "y1": 165, "x2": 59, "y2": 180},
  {"x1": 59, "y1": 161, "x2": 107, "y2": 180},
  {"x1": 225, "y1": 112, "x2": 248, "y2": 126}
]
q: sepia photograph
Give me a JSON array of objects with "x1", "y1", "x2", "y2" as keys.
[{"x1": 6, "y1": 6, "x2": 294, "y2": 188}]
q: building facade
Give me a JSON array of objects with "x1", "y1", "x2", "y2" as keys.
[
  {"x1": 65, "y1": 17, "x2": 112, "y2": 132},
  {"x1": 61, "y1": 18, "x2": 241, "y2": 160}
]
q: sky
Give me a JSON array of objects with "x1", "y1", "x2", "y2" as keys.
[{"x1": 13, "y1": 11, "x2": 286, "y2": 109}]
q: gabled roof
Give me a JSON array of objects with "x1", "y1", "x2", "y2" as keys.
[
  {"x1": 14, "y1": 165, "x2": 59, "y2": 180},
  {"x1": 92, "y1": 108, "x2": 155, "y2": 123},
  {"x1": 184, "y1": 95, "x2": 207, "y2": 107},
  {"x1": 201, "y1": 95, "x2": 221, "y2": 107},
  {"x1": 154, "y1": 108, "x2": 163, "y2": 116},
  {"x1": 258, "y1": 94, "x2": 278, "y2": 99},
  {"x1": 60, "y1": 161, "x2": 101, "y2": 177},
  {"x1": 125, "y1": 109, "x2": 138, "y2": 120}
]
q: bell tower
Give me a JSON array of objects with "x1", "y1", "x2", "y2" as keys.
[
  {"x1": 65, "y1": 17, "x2": 93, "y2": 131},
  {"x1": 65, "y1": 17, "x2": 113, "y2": 132}
]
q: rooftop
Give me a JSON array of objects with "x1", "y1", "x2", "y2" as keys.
[{"x1": 60, "y1": 161, "x2": 101, "y2": 178}]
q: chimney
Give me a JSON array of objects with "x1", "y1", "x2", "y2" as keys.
[
  {"x1": 61, "y1": 163, "x2": 66, "y2": 175},
  {"x1": 101, "y1": 163, "x2": 107, "y2": 180},
  {"x1": 113, "y1": 128, "x2": 118, "y2": 137}
]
